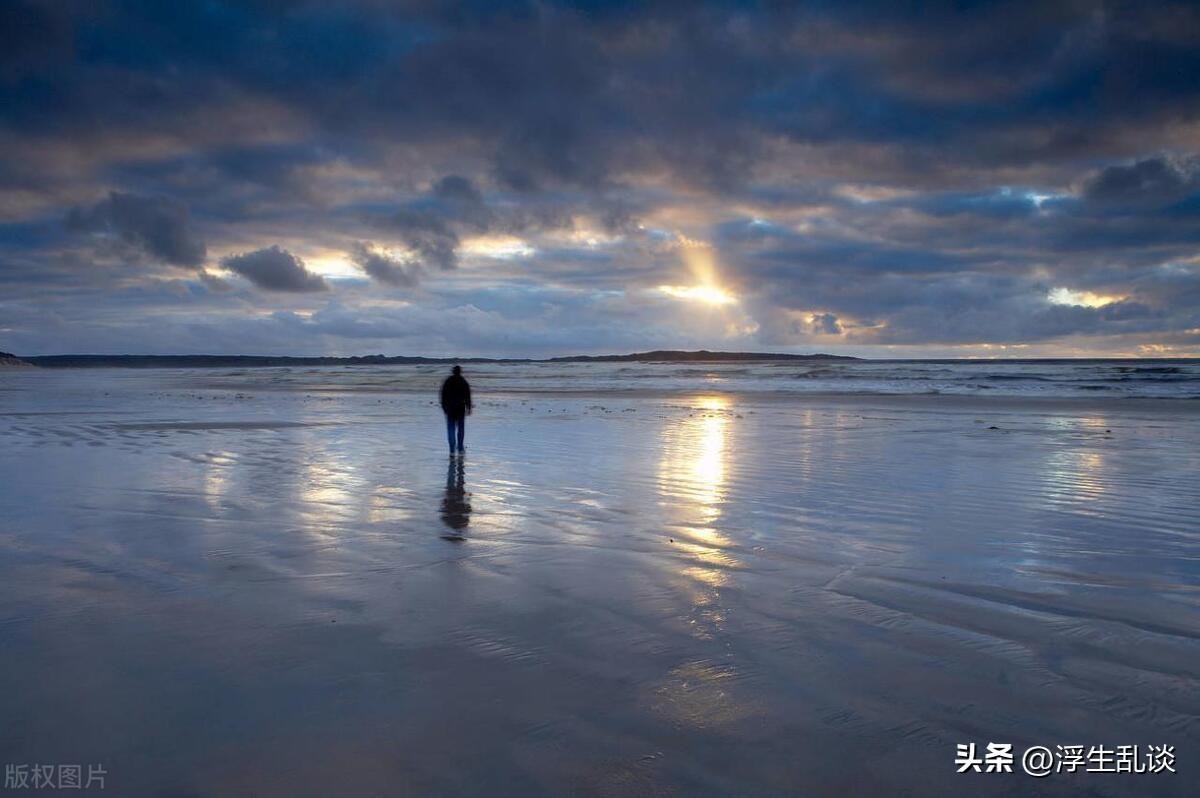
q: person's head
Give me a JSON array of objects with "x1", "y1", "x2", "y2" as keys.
[{"x1": 452, "y1": 365, "x2": 462, "y2": 376}]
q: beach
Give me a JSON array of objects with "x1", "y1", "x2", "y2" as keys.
[{"x1": 0, "y1": 365, "x2": 1197, "y2": 796}]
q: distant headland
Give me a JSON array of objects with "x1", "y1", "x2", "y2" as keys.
[
  {"x1": 0, "y1": 351, "x2": 35, "y2": 368},
  {"x1": 15, "y1": 350, "x2": 858, "y2": 369}
]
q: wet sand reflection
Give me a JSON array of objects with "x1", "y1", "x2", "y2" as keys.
[
  {"x1": 650, "y1": 396, "x2": 760, "y2": 730},
  {"x1": 658, "y1": 397, "x2": 742, "y2": 605},
  {"x1": 658, "y1": 395, "x2": 731, "y2": 525},
  {"x1": 440, "y1": 457, "x2": 471, "y2": 539}
]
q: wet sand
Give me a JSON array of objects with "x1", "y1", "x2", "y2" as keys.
[{"x1": 0, "y1": 369, "x2": 1197, "y2": 796}]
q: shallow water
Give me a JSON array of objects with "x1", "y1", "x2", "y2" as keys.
[{"x1": 1, "y1": 368, "x2": 1197, "y2": 796}]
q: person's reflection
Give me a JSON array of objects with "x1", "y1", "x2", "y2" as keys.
[{"x1": 440, "y1": 457, "x2": 471, "y2": 539}]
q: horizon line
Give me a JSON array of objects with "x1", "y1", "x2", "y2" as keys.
[{"x1": 9, "y1": 349, "x2": 1198, "y2": 364}]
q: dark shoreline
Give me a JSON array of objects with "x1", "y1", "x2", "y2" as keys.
[
  {"x1": 18, "y1": 350, "x2": 857, "y2": 368},
  {"x1": 10, "y1": 351, "x2": 1199, "y2": 369}
]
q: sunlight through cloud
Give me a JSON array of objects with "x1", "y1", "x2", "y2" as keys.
[
  {"x1": 658, "y1": 285, "x2": 738, "y2": 305},
  {"x1": 1047, "y1": 287, "x2": 1125, "y2": 308}
]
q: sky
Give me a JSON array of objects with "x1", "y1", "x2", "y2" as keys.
[{"x1": 2, "y1": 1, "x2": 1199, "y2": 358}]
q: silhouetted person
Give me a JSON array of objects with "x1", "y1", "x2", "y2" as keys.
[
  {"x1": 439, "y1": 365, "x2": 472, "y2": 456},
  {"x1": 440, "y1": 457, "x2": 470, "y2": 539}
]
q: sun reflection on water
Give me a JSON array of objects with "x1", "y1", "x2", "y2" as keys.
[
  {"x1": 648, "y1": 396, "x2": 759, "y2": 727},
  {"x1": 202, "y1": 450, "x2": 236, "y2": 509},
  {"x1": 297, "y1": 454, "x2": 358, "y2": 539},
  {"x1": 1041, "y1": 416, "x2": 1111, "y2": 510},
  {"x1": 656, "y1": 394, "x2": 742, "y2": 639},
  {"x1": 659, "y1": 395, "x2": 731, "y2": 524}
]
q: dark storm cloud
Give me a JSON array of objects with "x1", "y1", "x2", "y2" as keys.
[
  {"x1": 2, "y1": 1, "x2": 1200, "y2": 355},
  {"x1": 9, "y1": 3, "x2": 1200, "y2": 181},
  {"x1": 66, "y1": 192, "x2": 206, "y2": 267},
  {"x1": 1081, "y1": 155, "x2": 1200, "y2": 208},
  {"x1": 380, "y1": 176, "x2": 492, "y2": 271},
  {"x1": 221, "y1": 246, "x2": 327, "y2": 293},
  {"x1": 349, "y1": 241, "x2": 422, "y2": 287},
  {"x1": 371, "y1": 174, "x2": 585, "y2": 272},
  {"x1": 0, "y1": 1, "x2": 73, "y2": 83}
]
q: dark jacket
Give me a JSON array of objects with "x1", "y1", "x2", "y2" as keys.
[{"x1": 440, "y1": 374, "x2": 472, "y2": 417}]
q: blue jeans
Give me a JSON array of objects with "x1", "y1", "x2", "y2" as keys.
[{"x1": 445, "y1": 414, "x2": 465, "y2": 452}]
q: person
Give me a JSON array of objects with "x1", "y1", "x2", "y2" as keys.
[{"x1": 439, "y1": 365, "x2": 472, "y2": 456}]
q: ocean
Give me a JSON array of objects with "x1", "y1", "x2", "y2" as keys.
[{"x1": 182, "y1": 358, "x2": 1200, "y2": 400}]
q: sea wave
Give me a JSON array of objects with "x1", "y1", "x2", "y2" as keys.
[{"x1": 157, "y1": 358, "x2": 1200, "y2": 400}]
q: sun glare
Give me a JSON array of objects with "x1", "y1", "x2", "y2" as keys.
[
  {"x1": 1047, "y1": 287, "x2": 1124, "y2": 308},
  {"x1": 306, "y1": 255, "x2": 361, "y2": 278},
  {"x1": 460, "y1": 235, "x2": 535, "y2": 259},
  {"x1": 659, "y1": 284, "x2": 738, "y2": 305}
]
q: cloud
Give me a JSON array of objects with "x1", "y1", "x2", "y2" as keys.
[
  {"x1": 387, "y1": 213, "x2": 460, "y2": 272},
  {"x1": 375, "y1": 174, "x2": 582, "y2": 272},
  {"x1": 378, "y1": 175, "x2": 493, "y2": 271},
  {"x1": 66, "y1": 192, "x2": 206, "y2": 267},
  {"x1": 1081, "y1": 155, "x2": 1200, "y2": 207},
  {"x1": 810, "y1": 313, "x2": 843, "y2": 335},
  {"x1": 350, "y1": 241, "x2": 422, "y2": 287},
  {"x1": 198, "y1": 270, "x2": 233, "y2": 293},
  {"x1": 221, "y1": 246, "x2": 327, "y2": 293},
  {"x1": 4, "y1": 2, "x2": 1200, "y2": 356}
]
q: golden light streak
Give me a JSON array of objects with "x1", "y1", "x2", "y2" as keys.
[
  {"x1": 656, "y1": 235, "x2": 739, "y2": 305},
  {"x1": 658, "y1": 284, "x2": 738, "y2": 305},
  {"x1": 680, "y1": 236, "x2": 717, "y2": 285}
]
